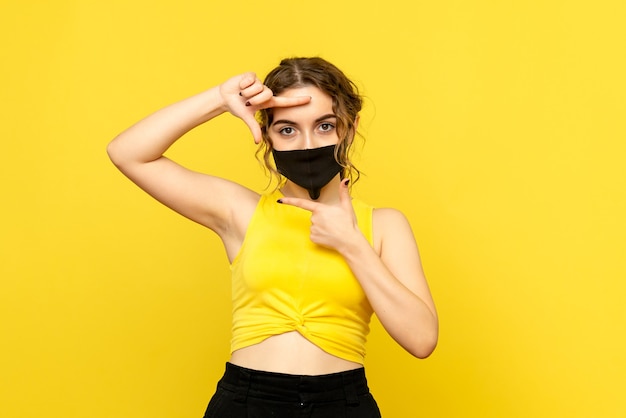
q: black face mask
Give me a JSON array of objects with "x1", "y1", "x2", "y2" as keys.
[{"x1": 272, "y1": 144, "x2": 343, "y2": 200}]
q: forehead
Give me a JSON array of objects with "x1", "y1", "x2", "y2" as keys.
[{"x1": 272, "y1": 86, "x2": 334, "y2": 122}]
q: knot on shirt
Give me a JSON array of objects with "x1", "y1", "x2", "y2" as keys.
[{"x1": 294, "y1": 314, "x2": 308, "y2": 333}]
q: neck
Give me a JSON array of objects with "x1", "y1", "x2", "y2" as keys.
[{"x1": 280, "y1": 174, "x2": 343, "y2": 204}]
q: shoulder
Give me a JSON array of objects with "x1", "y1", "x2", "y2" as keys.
[
  {"x1": 373, "y1": 207, "x2": 411, "y2": 230},
  {"x1": 371, "y1": 207, "x2": 415, "y2": 254}
]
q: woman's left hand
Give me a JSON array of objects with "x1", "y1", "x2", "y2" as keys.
[
  {"x1": 281, "y1": 179, "x2": 439, "y2": 358},
  {"x1": 278, "y1": 179, "x2": 363, "y2": 252}
]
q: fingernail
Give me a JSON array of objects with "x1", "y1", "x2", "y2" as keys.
[
  {"x1": 276, "y1": 199, "x2": 283, "y2": 204},
  {"x1": 245, "y1": 101, "x2": 251, "y2": 106}
]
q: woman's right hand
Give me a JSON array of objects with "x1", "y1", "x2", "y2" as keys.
[{"x1": 219, "y1": 73, "x2": 311, "y2": 144}]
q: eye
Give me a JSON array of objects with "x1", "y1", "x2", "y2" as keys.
[
  {"x1": 318, "y1": 123, "x2": 335, "y2": 132},
  {"x1": 279, "y1": 126, "x2": 296, "y2": 136}
]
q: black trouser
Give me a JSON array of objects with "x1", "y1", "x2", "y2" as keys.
[{"x1": 203, "y1": 362, "x2": 382, "y2": 417}]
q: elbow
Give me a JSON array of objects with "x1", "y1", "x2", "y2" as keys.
[
  {"x1": 106, "y1": 138, "x2": 131, "y2": 169},
  {"x1": 407, "y1": 324, "x2": 439, "y2": 359},
  {"x1": 412, "y1": 338, "x2": 438, "y2": 359},
  {"x1": 106, "y1": 139, "x2": 122, "y2": 166}
]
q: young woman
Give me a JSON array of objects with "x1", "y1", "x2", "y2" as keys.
[{"x1": 107, "y1": 57, "x2": 438, "y2": 417}]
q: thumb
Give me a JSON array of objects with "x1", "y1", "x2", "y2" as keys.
[
  {"x1": 339, "y1": 178, "x2": 352, "y2": 209},
  {"x1": 240, "y1": 112, "x2": 262, "y2": 144}
]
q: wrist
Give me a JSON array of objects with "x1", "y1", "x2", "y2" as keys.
[
  {"x1": 338, "y1": 230, "x2": 372, "y2": 261},
  {"x1": 200, "y1": 86, "x2": 229, "y2": 120}
]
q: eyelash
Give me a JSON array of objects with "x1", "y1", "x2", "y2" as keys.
[
  {"x1": 278, "y1": 123, "x2": 335, "y2": 136},
  {"x1": 319, "y1": 123, "x2": 334, "y2": 132},
  {"x1": 279, "y1": 127, "x2": 295, "y2": 135}
]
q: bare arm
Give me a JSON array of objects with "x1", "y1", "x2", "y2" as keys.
[
  {"x1": 345, "y1": 207, "x2": 438, "y2": 358},
  {"x1": 107, "y1": 73, "x2": 311, "y2": 240}
]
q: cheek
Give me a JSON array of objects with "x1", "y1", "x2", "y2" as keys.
[
  {"x1": 269, "y1": 136, "x2": 296, "y2": 151},
  {"x1": 268, "y1": 130, "x2": 305, "y2": 151}
]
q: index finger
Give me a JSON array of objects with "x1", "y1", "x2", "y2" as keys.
[
  {"x1": 269, "y1": 95, "x2": 312, "y2": 109},
  {"x1": 277, "y1": 196, "x2": 320, "y2": 212}
]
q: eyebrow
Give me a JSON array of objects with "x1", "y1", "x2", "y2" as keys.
[{"x1": 272, "y1": 113, "x2": 337, "y2": 126}]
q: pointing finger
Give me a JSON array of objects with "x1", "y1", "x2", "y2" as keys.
[
  {"x1": 276, "y1": 197, "x2": 320, "y2": 212},
  {"x1": 269, "y1": 95, "x2": 312, "y2": 108}
]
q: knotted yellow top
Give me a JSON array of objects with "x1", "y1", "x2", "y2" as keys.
[{"x1": 230, "y1": 189, "x2": 375, "y2": 364}]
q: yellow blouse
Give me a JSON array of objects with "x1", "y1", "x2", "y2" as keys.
[{"x1": 230, "y1": 189, "x2": 375, "y2": 364}]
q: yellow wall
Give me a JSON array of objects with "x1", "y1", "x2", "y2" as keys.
[{"x1": 2, "y1": 1, "x2": 625, "y2": 417}]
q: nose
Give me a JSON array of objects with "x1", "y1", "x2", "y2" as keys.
[
  {"x1": 303, "y1": 131, "x2": 313, "y2": 149},
  {"x1": 301, "y1": 129, "x2": 322, "y2": 150}
]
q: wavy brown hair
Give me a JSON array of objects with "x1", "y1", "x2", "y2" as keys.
[{"x1": 257, "y1": 57, "x2": 363, "y2": 185}]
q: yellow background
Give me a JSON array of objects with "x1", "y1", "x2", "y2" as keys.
[{"x1": 1, "y1": 1, "x2": 625, "y2": 417}]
